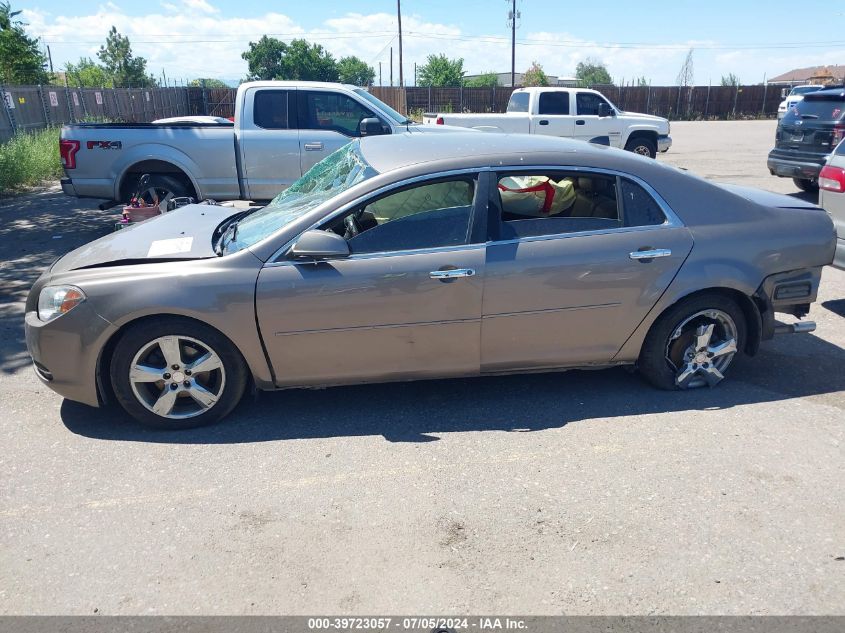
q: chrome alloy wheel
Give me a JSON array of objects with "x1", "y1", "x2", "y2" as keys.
[
  {"x1": 129, "y1": 335, "x2": 225, "y2": 419},
  {"x1": 665, "y1": 309, "x2": 738, "y2": 389},
  {"x1": 632, "y1": 144, "x2": 652, "y2": 156}
]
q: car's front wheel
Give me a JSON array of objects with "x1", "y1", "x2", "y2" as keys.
[
  {"x1": 625, "y1": 136, "x2": 657, "y2": 159},
  {"x1": 637, "y1": 293, "x2": 746, "y2": 390},
  {"x1": 110, "y1": 318, "x2": 248, "y2": 429}
]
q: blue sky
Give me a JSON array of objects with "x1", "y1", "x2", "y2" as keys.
[{"x1": 20, "y1": 0, "x2": 845, "y2": 85}]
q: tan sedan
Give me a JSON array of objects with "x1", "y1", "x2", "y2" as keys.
[{"x1": 26, "y1": 133, "x2": 836, "y2": 428}]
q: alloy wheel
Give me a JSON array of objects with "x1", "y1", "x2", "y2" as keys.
[
  {"x1": 129, "y1": 335, "x2": 226, "y2": 419},
  {"x1": 665, "y1": 309, "x2": 738, "y2": 389}
]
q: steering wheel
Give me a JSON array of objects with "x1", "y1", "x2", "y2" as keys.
[{"x1": 344, "y1": 214, "x2": 361, "y2": 239}]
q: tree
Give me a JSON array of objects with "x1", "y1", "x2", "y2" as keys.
[
  {"x1": 676, "y1": 48, "x2": 694, "y2": 87},
  {"x1": 417, "y1": 54, "x2": 464, "y2": 87},
  {"x1": 0, "y1": 2, "x2": 49, "y2": 84},
  {"x1": 635, "y1": 76, "x2": 649, "y2": 87},
  {"x1": 188, "y1": 78, "x2": 229, "y2": 88},
  {"x1": 720, "y1": 73, "x2": 740, "y2": 87},
  {"x1": 64, "y1": 57, "x2": 109, "y2": 88},
  {"x1": 337, "y1": 56, "x2": 375, "y2": 86},
  {"x1": 242, "y1": 37, "x2": 338, "y2": 82},
  {"x1": 97, "y1": 26, "x2": 155, "y2": 87},
  {"x1": 522, "y1": 61, "x2": 549, "y2": 87},
  {"x1": 575, "y1": 58, "x2": 613, "y2": 86},
  {"x1": 465, "y1": 71, "x2": 499, "y2": 88}
]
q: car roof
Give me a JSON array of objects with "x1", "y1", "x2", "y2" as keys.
[
  {"x1": 359, "y1": 131, "x2": 618, "y2": 174},
  {"x1": 239, "y1": 80, "x2": 358, "y2": 91}
]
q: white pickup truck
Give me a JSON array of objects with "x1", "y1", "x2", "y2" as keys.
[
  {"x1": 423, "y1": 87, "x2": 671, "y2": 158},
  {"x1": 59, "y1": 81, "x2": 460, "y2": 204}
]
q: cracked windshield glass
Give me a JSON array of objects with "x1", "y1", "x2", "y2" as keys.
[{"x1": 225, "y1": 141, "x2": 376, "y2": 252}]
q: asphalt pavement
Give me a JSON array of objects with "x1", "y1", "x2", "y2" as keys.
[{"x1": 0, "y1": 120, "x2": 843, "y2": 615}]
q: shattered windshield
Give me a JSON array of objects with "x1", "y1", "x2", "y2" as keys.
[{"x1": 223, "y1": 141, "x2": 376, "y2": 253}]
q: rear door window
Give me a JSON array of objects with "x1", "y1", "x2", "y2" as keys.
[
  {"x1": 253, "y1": 90, "x2": 291, "y2": 129},
  {"x1": 538, "y1": 92, "x2": 570, "y2": 115}
]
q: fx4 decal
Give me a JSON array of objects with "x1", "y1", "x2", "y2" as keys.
[{"x1": 86, "y1": 140, "x2": 122, "y2": 150}]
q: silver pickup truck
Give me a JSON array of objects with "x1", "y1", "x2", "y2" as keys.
[{"x1": 59, "y1": 81, "x2": 458, "y2": 204}]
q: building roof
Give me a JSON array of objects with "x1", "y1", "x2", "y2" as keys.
[{"x1": 769, "y1": 65, "x2": 845, "y2": 83}]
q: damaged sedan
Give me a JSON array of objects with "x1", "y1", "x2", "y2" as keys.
[{"x1": 25, "y1": 133, "x2": 836, "y2": 428}]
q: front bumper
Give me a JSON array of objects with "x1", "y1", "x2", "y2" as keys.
[
  {"x1": 767, "y1": 151, "x2": 825, "y2": 180},
  {"x1": 657, "y1": 134, "x2": 671, "y2": 153},
  {"x1": 25, "y1": 302, "x2": 117, "y2": 408}
]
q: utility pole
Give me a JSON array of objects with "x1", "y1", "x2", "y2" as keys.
[
  {"x1": 414, "y1": 62, "x2": 417, "y2": 87},
  {"x1": 397, "y1": 0, "x2": 404, "y2": 88},
  {"x1": 379, "y1": 62, "x2": 382, "y2": 87},
  {"x1": 390, "y1": 47, "x2": 393, "y2": 87},
  {"x1": 46, "y1": 45, "x2": 54, "y2": 73},
  {"x1": 507, "y1": 0, "x2": 520, "y2": 87}
]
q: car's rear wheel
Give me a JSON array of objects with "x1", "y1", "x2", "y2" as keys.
[
  {"x1": 110, "y1": 318, "x2": 247, "y2": 429},
  {"x1": 792, "y1": 177, "x2": 818, "y2": 193},
  {"x1": 625, "y1": 136, "x2": 657, "y2": 159},
  {"x1": 638, "y1": 293, "x2": 746, "y2": 390}
]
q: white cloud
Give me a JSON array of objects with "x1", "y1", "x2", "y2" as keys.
[{"x1": 20, "y1": 6, "x2": 845, "y2": 86}]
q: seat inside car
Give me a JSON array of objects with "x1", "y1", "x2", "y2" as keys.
[{"x1": 570, "y1": 177, "x2": 618, "y2": 219}]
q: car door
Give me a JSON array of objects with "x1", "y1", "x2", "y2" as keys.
[
  {"x1": 255, "y1": 172, "x2": 489, "y2": 387},
  {"x1": 573, "y1": 92, "x2": 624, "y2": 147},
  {"x1": 297, "y1": 90, "x2": 381, "y2": 174},
  {"x1": 238, "y1": 87, "x2": 302, "y2": 200},
  {"x1": 481, "y1": 168, "x2": 693, "y2": 372},
  {"x1": 530, "y1": 90, "x2": 575, "y2": 138}
]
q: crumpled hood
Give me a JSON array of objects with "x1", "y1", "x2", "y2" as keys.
[{"x1": 51, "y1": 204, "x2": 238, "y2": 273}]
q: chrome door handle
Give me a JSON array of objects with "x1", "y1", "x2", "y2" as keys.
[
  {"x1": 629, "y1": 248, "x2": 672, "y2": 260},
  {"x1": 429, "y1": 268, "x2": 475, "y2": 280},
  {"x1": 304, "y1": 142, "x2": 324, "y2": 151}
]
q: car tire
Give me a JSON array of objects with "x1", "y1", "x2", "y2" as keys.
[
  {"x1": 110, "y1": 318, "x2": 248, "y2": 429},
  {"x1": 637, "y1": 293, "x2": 747, "y2": 391},
  {"x1": 792, "y1": 177, "x2": 818, "y2": 193},
  {"x1": 625, "y1": 136, "x2": 657, "y2": 159}
]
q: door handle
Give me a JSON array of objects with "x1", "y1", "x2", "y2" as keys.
[
  {"x1": 304, "y1": 142, "x2": 324, "y2": 151},
  {"x1": 538, "y1": 119, "x2": 549, "y2": 126},
  {"x1": 575, "y1": 119, "x2": 586, "y2": 125},
  {"x1": 629, "y1": 248, "x2": 672, "y2": 261},
  {"x1": 429, "y1": 268, "x2": 475, "y2": 280}
]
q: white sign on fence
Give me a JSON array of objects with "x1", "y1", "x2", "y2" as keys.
[
  {"x1": 72, "y1": 92, "x2": 80, "y2": 107},
  {"x1": 145, "y1": 91, "x2": 150, "y2": 102},
  {"x1": 48, "y1": 91, "x2": 59, "y2": 107},
  {"x1": 95, "y1": 91, "x2": 103, "y2": 105},
  {"x1": 3, "y1": 91, "x2": 14, "y2": 109}
]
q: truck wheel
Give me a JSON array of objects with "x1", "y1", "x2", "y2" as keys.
[
  {"x1": 625, "y1": 136, "x2": 657, "y2": 159},
  {"x1": 792, "y1": 177, "x2": 818, "y2": 193},
  {"x1": 128, "y1": 173, "x2": 192, "y2": 212}
]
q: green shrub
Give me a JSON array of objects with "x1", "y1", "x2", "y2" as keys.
[{"x1": 0, "y1": 127, "x2": 63, "y2": 195}]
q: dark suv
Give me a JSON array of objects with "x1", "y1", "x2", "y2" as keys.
[{"x1": 768, "y1": 87, "x2": 845, "y2": 192}]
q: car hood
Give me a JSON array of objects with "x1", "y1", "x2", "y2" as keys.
[
  {"x1": 51, "y1": 204, "x2": 237, "y2": 273},
  {"x1": 406, "y1": 122, "x2": 477, "y2": 133},
  {"x1": 716, "y1": 183, "x2": 822, "y2": 210},
  {"x1": 619, "y1": 111, "x2": 668, "y2": 125}
]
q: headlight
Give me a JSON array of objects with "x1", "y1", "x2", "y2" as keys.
[{"x1": 38, "y1": 285, "x2": 86, "y2": 322}]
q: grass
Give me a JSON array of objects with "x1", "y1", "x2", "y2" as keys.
[{"x1": 0, "y1": 128, "x2": 63, "y2": 196}]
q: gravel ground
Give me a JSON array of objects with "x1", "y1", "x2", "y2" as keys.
[{"x1": 0, "y1": 121, "x2": 843, "y2": 615}]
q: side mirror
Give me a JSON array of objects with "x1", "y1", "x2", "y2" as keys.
[
  {"x1": 359, "y1": 117, "x2": 387, "y2": 136},
  {"x1": 781, "y1": 88, "x2": 788, "y2": 98},
  {"x1": 598, "y1": 103, "x2": 613, "y2": 118},
  {"x1": 290, "y1": 229, "x2": 350, "y2": 261}
]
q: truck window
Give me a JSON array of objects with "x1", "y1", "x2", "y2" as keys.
[
  {"x1": 299, "y1": 91, "x2": 374, "y2": 137},
  {"x1": 507, "y1": 92, "x2": 530, "y2": 113},
  {"x1": 576, "y1": 92, "x2": 610, "y2": 116},
  {"x1": 253, "y1": 90, "x2": 290, "y2": 129},
  {"x1": 538, "y1": 92, "x2": 569, "y2": 115}
]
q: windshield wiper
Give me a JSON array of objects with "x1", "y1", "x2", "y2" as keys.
[{"x1": 213, "y1": 207, "x2": 261, "y2": 256}]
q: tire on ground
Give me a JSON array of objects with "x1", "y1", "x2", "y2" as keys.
[
  {"x1": 110, "y1": 317, "x2": 248, "y2": 430},
  {"x1": 637, "y1": 292, "x2": 747, "y2": 391},
  {"x1": 624, "y1": 135, "x2": 658, "y2": 159}
]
